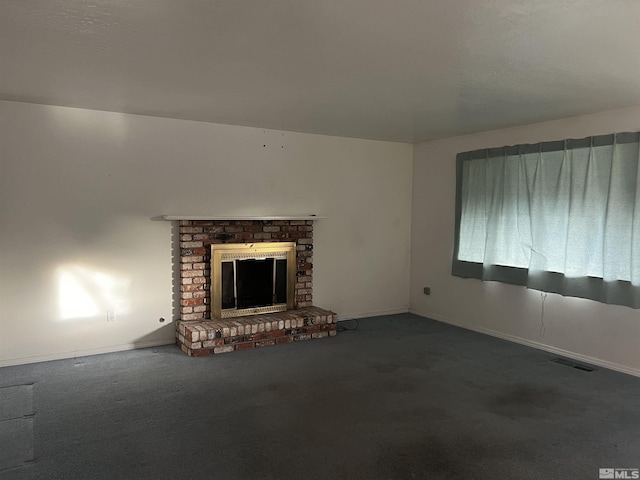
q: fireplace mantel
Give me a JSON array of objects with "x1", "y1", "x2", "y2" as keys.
[{"x1": 163, "y1": 215, "x2": 325, "y2": 221}]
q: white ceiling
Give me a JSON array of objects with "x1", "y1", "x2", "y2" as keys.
[{"x1": 2, "y1": 0, "x2": 640, "y2": 143}]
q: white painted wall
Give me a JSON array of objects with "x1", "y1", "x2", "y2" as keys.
[
  {"x1": 410, "y1": 105, "x2": 640, "y2": 376},
  {"x1": 0, "y1": 101, "x2": 413, "y2": 366}
]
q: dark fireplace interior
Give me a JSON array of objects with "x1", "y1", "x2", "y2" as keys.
[{"x1": 221, "y1": 258, "x2": 288, "y2": 311}]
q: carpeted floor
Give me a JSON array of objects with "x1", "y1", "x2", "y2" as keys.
[{"x1": 1, "y1": 313, "x2": 639, "y2": 479}]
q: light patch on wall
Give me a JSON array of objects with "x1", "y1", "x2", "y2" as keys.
[
  {"x1": 47, "y1": 105, "x2": 129, "y2": 145},
  {"x1": 56, "y1": 265, "x2": 130, "y2": 321}
]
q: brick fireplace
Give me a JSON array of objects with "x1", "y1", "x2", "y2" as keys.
[{"x1": 171, "y1": 218, "x2": 337, "y2": 356}]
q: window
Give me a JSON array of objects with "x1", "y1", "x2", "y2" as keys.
[{"x1": 452, "y1": 132, "x2": 640, "y2": 308}]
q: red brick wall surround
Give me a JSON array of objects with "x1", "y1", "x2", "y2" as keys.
[{"x1": 178, "y1": 219, "x2": 314, "y2": 321}]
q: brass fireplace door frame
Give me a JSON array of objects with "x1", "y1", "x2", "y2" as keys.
[{"x1": 210, "y1": 242, "x2": 296, "y2": 319}]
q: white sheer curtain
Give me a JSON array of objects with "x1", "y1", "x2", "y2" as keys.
[{"x1": 453, "y1": 132, "x2": 640, "y2": 308}]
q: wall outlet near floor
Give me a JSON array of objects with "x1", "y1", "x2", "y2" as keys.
[
  {"x1": 423, "y1": 287, "x2": 431, "y2": 295},
  {"x1": 106, "y1": 309, "x2": 116, "y2": 322}
]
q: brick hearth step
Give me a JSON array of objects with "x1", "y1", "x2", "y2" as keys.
[{"x1": 175, "y1": 306, "x2": 337, "y2": 357}]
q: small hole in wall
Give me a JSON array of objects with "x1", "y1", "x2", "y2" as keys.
[{"x1": 159, "y1": 317, "x2": 165, "y2": 323}]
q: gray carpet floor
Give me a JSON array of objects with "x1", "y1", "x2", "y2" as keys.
[{"x1": 1, "y1": 313, "x2": 639, "y2": 480}]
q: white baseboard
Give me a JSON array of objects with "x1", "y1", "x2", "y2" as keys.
[
  {"x1": 338, "y1": 306, "x2": 409, "y2": 321},
  {"x1": 0, "y1": 308, "x2": 411, "y2": 367},
  {"x1": 11, "y1": 307, "x2": 636, "y2": 378},
  {"x1": 0, "y1": 339, "x2": 176, "y2": 368},
  {"x1": 409, "y1": 308, "x2": 640, "y2": 379}
]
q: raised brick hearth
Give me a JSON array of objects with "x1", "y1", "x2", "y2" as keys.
[
  {"x1": 174, "y1": 218, "x2": 336, "y2": 356},
  {"x1": 176, "y1": 306, "x2": 337, "y2": 356}
]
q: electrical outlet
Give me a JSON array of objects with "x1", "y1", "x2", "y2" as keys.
[
  {"x1": 106, "y1": 309, "x2": 115, "y2": 322},
  {"x1": 423, "y1": 287, "x2": 431, "y2": 295}
]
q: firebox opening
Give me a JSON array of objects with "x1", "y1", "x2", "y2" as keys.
[
  {"x1": 221, "y1": 258, "x2": 288, "y2": 310},
  {"x1": 211, "y1": 242, "x2": 296, "y2": 319}
]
